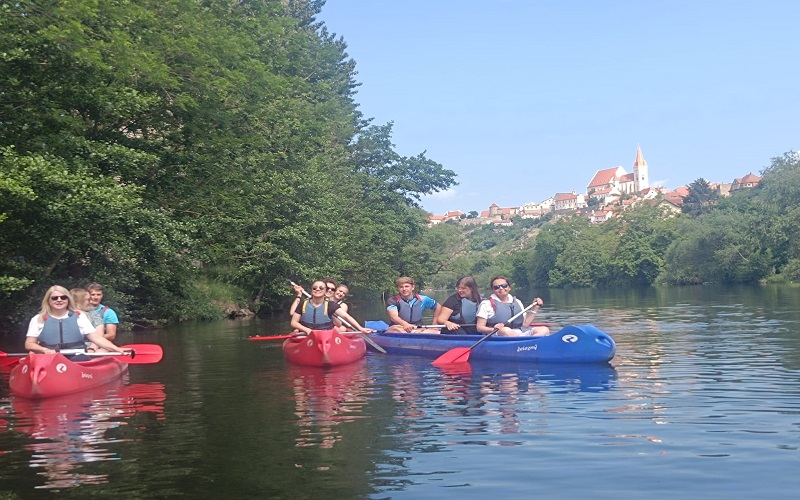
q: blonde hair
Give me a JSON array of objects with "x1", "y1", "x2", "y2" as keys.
[
  {"x1": 395, "y1": 276, "x2": 415, "y2": 287},
  {"x1": 70, "y1": 288, "x2": 91, "y2": 311},
  {"x1": 39, "y1": 285, "x2": 75, "y2": 321}
]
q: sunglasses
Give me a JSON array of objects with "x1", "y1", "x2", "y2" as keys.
[
  {"x1": 326, "y1": 287, "x2": 336, "y2": 291},
  {"x1": 50, "y1": 295, "x2": 69, "y2": 301},
  {"x1": 311, "y1": 285, "x2": 327, "y2": 291},
  {"x1": 492, "y1": 283, "x2": 510, "y2": 290}
]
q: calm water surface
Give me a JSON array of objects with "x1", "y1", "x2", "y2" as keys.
[{"x1": 1, "y1": 284, "x2": 800, "y2": 499}]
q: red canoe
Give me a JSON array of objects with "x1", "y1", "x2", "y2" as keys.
[
  {"x1": 9, "y1": 352, "x2": 129, "y2": 399},
  {"x1": 282, "y1": 328, "x2": 366, "y2": 367}
]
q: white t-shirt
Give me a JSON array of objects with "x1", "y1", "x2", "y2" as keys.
[
  {"x1": 476, "y1": 294, "x2": 525, "y2": 321},
  {"x1": 26, "y1": 312, "x2": 96, "y2": 338}
]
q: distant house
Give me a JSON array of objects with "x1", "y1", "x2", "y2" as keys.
[
  {"x1": 730, "y1": 173, "x2": 762, "y2": 192},
  {"x1": 518, "y1": 209, "x2": 543, "y2": 219},
  {"x1": 589, "y1": 209, "x2": 614, "y2": 223},
  {"x1": 427, "y1": 215, "x2": 446, "y2": 226},
  {"x1": 711, "y1": 182, "x2": 732, "y2": 197},
  {"x1": 663, "y1": 189, "x2": 686, "y2": 208},
  {"x1": 588, "y1": 186, "x2": 620, "y2": 206},
  {"x1": 656, "y1": 197, "x2": 683, "y2": 216},
  {"x1": 553, "y1": 192, "x2": 587, "y2": 212},
  {"x1": 488, "y1": 203, "x2": 518, "y2": 218}
]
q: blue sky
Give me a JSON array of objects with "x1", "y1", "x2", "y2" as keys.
[{"x1": 318, "y1": 0, "x2": 799, "y2": 216}]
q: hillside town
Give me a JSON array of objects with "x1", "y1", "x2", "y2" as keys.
[{"x1": 427, "y1": 146, "x2": 763, "y2": 227}]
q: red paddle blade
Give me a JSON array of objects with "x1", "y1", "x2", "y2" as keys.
[
  {"x1": 119, "y1": 344, "x2": 164, "y2": 364},
  {"x1": 432, "y1": 347, "x2": 472, "y2": 366},
  {"x1": 248, "y1": 334, "x2": 294, "y2": 341},
  {"x1": 0, "y1": 353, "x2": 21, "y2": 367}
]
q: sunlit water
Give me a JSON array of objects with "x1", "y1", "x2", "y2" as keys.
[{"x1": 1, "y1": 284, "x2": 799, "y2": 498}]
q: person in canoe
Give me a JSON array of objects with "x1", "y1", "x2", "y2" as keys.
[
  {"x1": 25, "y1": 286, "x2": 128, "y2": 355},
  {"x1": 289, "y1": 280, "x2": 349, "y2": 331},
  {"x1": 70, "y1": 287, "x2": 104, "y2": 335},
  {"x1": 475, "y1": 276, "x2": 550, "y2": 337},
  {"x1": 290, "y1": 280, "x2": 372, "y2": 336},
  {"x1": 435, "y1": 276, "x2": 482, "y2": 334},
  {"x1": 332, "y1": 283, "x2": 350, "y2": 314},
  {"x1": 86, "y1": 282, "x2": 120, "y2": 342},
  {"x1": 385, "y1": 277, "x2": 442, "y2": 333}
]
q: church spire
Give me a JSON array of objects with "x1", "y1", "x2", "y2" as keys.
[
  {"x1": 633, "y1": 145, "x2": 649, "y2": 192},
  {"x1": 634, "y1": 145, "x2": 647, "y2": 168}
]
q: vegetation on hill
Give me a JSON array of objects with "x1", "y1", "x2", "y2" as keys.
[{"x1": 420, "y1": 151, "x2": 800, "y2": 291}]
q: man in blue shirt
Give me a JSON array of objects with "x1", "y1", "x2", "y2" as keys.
[
  {"x1": 385, "y1": 277, "x2": 441, "y2": 333},
  {"x1": 86, "y1": 282, "x2": 120, "y2": 341}
]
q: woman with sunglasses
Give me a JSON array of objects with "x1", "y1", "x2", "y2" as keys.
[
  {"x1": 436, "y1": 276, "x2": 482, "y2": 334},
  {"x1": 475, "y1": 277, "x2": 550, "y2": 337},
  {"x1": 25, "y1": 286, "x2": 128, "y2": 355},
  {"x1": 290, "y1": 280, "x2": 372, "y2": 336},
  {"x1": 288, "y1": 280, "x2": 343, "y2": 315}
]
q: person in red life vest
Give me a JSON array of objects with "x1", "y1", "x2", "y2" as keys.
[
  {"x1": 86, "y1": 282, "x2": 120, "y2": 342},
  {"x1": 24, "y1": 285, "x2": 128, "y2": 355},
  {"x1": 385, "y1": 276, "x2": 442, "y2": 333},
  {"x1": 290, "y1": 280, "x2": 372, "y2": 336},
  {"x1": 475, "y1": 276, "x2": 550, "y2": 337}
]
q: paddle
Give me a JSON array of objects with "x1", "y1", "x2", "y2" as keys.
[
  {"x1": 432, "y1": 303, "x2": 536, "y2": 366},
  {"x1": 0, "y1": 343, "x2": 164, "y2": 365},
  {"x1": 248, "y1": 334, "x2": 297, "y2": 341},
  {"x1": 288, "y1": 280, "x2": 387, "y2": 354},
  {"x1": 249, "y1": 330, "x2": 372, "y2": 341}
]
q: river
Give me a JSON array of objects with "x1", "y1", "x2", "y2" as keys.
[{"x1": 1, "y1": 284, "x2": 800, "y2": 498}]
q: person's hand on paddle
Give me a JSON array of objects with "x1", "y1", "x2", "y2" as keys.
[
  {"x1": 444, "y1": 320, "x2": 461, "y2": 331},
  {"x1": 358, "y1": 327, "x2": 375, "y2": 334},
  {"x1": 291, "y1": 283, "x2": 305, "y2": 298}
]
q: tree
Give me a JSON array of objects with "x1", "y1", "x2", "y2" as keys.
[{"x1": 682, "y1": 178, "x2": 719, "y2": 217}]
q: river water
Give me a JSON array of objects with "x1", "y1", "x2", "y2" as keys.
[{"x1": 1, "y1": 284, "x2": 799, "y2": 498}]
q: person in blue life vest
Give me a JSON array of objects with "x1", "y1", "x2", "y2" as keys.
[
  {"x1": 290, "y1": 280, "x2": 373, "y2": 335},
  {"x1": 24, "y1": 285, "x2": 128, "y2": 355},
  {"x1": 435, "y1": 276, "x2": 482, "y2": 335},
  {"x1": 385, "y1": 276, "x2": 442, "y2": 333},
  {"x1": 86, "y1": 282, "x2": 120, "y2": 342},
  {"x1": 475, "y1": 276, "x2": 550, "y2": 337}
]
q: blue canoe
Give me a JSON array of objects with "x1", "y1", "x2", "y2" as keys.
[{"x1": 364, "y1": 321, "x2": 615, "y2": 363}]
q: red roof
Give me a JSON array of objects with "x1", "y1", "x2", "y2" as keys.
[{"x1": 587, "y1": 166, "x2": 626, "y2": 189}]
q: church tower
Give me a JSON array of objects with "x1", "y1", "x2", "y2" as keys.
[{"x1": 633, "y1": 146, "x2": 649, "y2": 192}]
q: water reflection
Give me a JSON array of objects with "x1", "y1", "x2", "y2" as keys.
[
  {"x1": 381, "y1": 357, "x2": 617, "y2": 448},
  {"x1": 1, "y1": 379, "x2": 166, "y2": 490},
  {"x1": 283, "y1": 359, "x2": 376, "y2": 449}
]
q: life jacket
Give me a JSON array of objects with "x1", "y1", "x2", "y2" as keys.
[
  {"x1": 86, "y1": 305, "x2": 108, "y2": 328},
  {"x1": 38, "y1": 311, "x2": 86, "y2": 350},
  {"x1": 487, "y1": 297, "x2": 523, "y2": 328},
  {"x1": 449, "y1": 297, "x2": 478, "y2": 324},
  {"x1": 394, "y1": 294, "x2": 423, "y2": 324},
  {"x1": 299, "y1": 299, "x2": 334, "y2": 330}
]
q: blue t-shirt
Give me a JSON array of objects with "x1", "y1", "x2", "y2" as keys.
[{"x1": 94, "y1": 304, "x2": 120, "y2": 325}]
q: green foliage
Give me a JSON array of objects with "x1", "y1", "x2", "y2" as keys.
[
  {"x1": 0, "y1": 0, "x2": 457, "y2": 331},
  {"x1": 682, "y1": 178, "x2": 719, "y2": 217}
]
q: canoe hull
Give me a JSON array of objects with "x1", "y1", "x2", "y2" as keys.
[
  {"x1": 370, "y1": 324, "x2": 615, "y2": 363},
  {"x1": 283, "y1": 329, "x2": 367, "y2": 367},
  {"x1": 9, "y1": 352, "x2": 129, "y2": 399}
]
